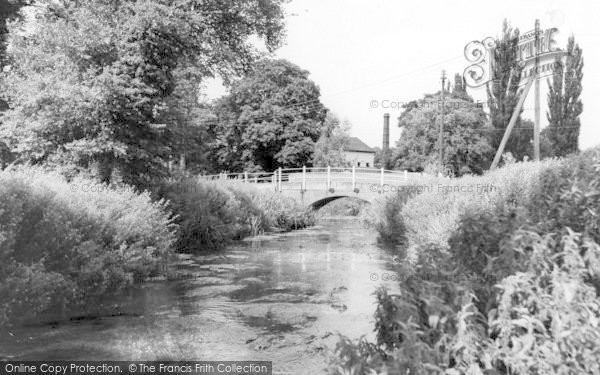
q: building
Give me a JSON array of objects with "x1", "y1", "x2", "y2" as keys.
[{"x1": 344, "y1": 137, "x2": 376, "y2": 168}]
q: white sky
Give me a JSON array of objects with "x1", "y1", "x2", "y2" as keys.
[{"x1": 206, "y1": 0, "x2": 600, "y2": 150}]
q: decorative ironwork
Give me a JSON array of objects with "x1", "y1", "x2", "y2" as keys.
[{"x1": 463, "y1": 37, "x2": 496, "y2": 88}]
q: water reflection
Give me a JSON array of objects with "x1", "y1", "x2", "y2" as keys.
[{"x1": 1, "y1": 218, "x2": 401, "y2": 374}]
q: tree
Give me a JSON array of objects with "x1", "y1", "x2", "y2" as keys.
[
  {"x1": 545, "y1": 36, "x2": 583, "y2": 157},
  {"x1": 487, "y1": 20, "x2": 533, "y2": 161},
  {"x1": 211, "y1": 59, "x2": 327, "y2": 172},
  {"x1": 0, "y1": 0, "x2": 27, "y2": 168},
  {"x1": 452, "y1": 73, "x2": 469, "y2": 100},
  {"x1": 0, "y1": 0, "x2": 286, "y2": 186},
  {"x1": 393, "y1": 92, "x2": 493, "y2": 176},
  {"x1": 312, "y1": 113, "x2": 352, "y2": 167}
]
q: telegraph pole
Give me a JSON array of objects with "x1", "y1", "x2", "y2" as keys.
[
  {"x1": 439, "y1": 70, "x2": 446, "y2": 169},
  {"x1": 533, "y1": 19, "x2": 541, "y2": 161}
]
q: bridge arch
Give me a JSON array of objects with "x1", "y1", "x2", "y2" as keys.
[{"x1": 309, "y1": 195, "x2": 371, "y2": 210}]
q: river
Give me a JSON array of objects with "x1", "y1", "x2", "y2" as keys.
[{"x1": 0, "y1": 218, "x2": 401, "y2": 374}]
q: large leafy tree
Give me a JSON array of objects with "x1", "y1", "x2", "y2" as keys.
[
  {"x1": 0, "y1": 0, "x2": 28, "y2": 168},
  {"x1": 487, "y1": 20, "x2": 533, "y2": 161},
  {"x1": 393, "y1": 92, "x2": 493, "y2": 176},
  {"x1": 211, "y1": 59, "x2": 327, "y2": 172},
  {"x1": 0, "y1": 0, "x2": 286, "y2": 186},
  {"x1": 545, "y1": 36, "x2": 583, "y2": 157},
  {"x1": 312, "y1": 113, "x2": 352, "y2": 168}
]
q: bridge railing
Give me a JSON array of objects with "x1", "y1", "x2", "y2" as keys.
[{"x1": 198, "y1": 166, "x2": 427, "y2": 193}]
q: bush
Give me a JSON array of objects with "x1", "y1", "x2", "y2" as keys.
[
  {"x1": 371, "y1": 192, "x2": 412, "y2": 248},
  {"x1": 154, "y1": 178, "x2": 241, "y2": 252},
  {"x1": 154, "y1": 178, "x2": 315, "y2": 252},
  {"x1": 490, "y1": 230, "x2": 600, "y2": 374},
  {"x1": 527, "y1": 148, "x2": 600, "y2": 243},
  {"x1": 332, "y1": 149, "x2": 600, "y2": 374},
  {"x1": 398, "y1": 159, "x2": 559, "y2": 254},
  {"x1": 0, "y1": 168, "x2": 176, "y2": 325}
]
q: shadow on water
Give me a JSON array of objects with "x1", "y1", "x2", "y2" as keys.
[{"x1": 1, "y1": 218, "x2": 402, "y2": 372}]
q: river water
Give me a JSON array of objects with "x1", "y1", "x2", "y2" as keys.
[{"x1": 1, "y1": 218, "x2": 401, "y2": 374}]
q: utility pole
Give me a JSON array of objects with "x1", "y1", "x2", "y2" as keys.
[
  {"x1": 439, "y1": 70, "x2": 446, "y2": 170},
  {"x1": 533, "y1": 19, "x2": 541, "y2": 161}
]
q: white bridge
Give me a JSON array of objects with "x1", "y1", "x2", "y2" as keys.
[{"x1": 199, "y1": 167, "x2": 427, "y2": 209}]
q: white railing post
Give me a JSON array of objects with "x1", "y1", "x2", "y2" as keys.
[
  {"x1": 352, "y1": 165, "x2": 356, "y2": 191},
  {"x1": 278, "y1": 167, "x2": 282, "y2": 192},
  {"x1": 244, "y1": 171, "x2": 248, "y2": 184},
  {"x1": 327, "y1": 166, "x2": 331, "y2": 191},
  {"x1": 404, "y1": 170, "x2": 408, "y2": 182},
  {"x1": 380, "y1": 167, "x2": 384, "y2": 187},
  {"x1": 302, "y1": 165, "x2": 306, "y2": 190},
  {"x1": 254, "y1": 176, "x2": 258, "y2": 184}
]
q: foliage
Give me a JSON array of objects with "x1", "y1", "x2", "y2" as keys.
[
  {"x1": 0, "y1": 0, "x2": 286, "y2": 187},
  {"x1": 486, "y1": 20, "x2": 533, "y2": 161},
  {"x1": 527, "y1": 148, "x2": 600, "y2": 243},
  {"x1": 490, "y1": 230, "x2": 600, "y2": 374},
  {"x1": 154, "y1": 178, "x2": 241, "y2": 252},
  {"x1": 372, "y1": 192, "x2": 411, "y2": 248},
  {"x1": 393, "y1": 92, "x2": 493, "y2": 176},
  {"x1": 333, "y1": 150, "x2": 600, "y2": 374},
  {"x1": 545, "y1": 36, "x2": 584, "y2": 157},
  {"x1": 210, "y1": 59, "x2": 327, "y2": 172},
  {"x1": 0, "y1": 167, "x2": 176, "y2": 326},
  {"x1": 312, "y1": 113, "x2": 352, "y2": 168},
  {"x1": 154, "y1": 178, "x2": 315, "y2": 252}
]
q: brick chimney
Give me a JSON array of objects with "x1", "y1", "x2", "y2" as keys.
[{"x1": 382, "y1": 113, "x2": 390, "y2": 168}]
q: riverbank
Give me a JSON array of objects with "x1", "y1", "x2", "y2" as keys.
[
  {"x1": 0, "y1": 169, "x2": 315, "y2": 327},
  {"x1": 1, "y1": 218, "x2": 399, "y2": 374},
  {"x1": 331, "y1": 149, "x2": 600, "y2": 374}
]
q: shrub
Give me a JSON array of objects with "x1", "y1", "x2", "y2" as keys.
[
  {"x1": 154, "y1": 178, "x2": 315, "y2": 252},
  {"x1": 0, "y1": 168, "x2": 176, "y2": 325},
  {"x1": 332, "y1": 151, "x2": 599, "y2": 374},
  {"x1": 154, "y1": 178, "x2": 241, "y2": 252},
  {"x1": 490, "y1": 230, "x2": 600, "y2": 374},
  {"x1": 371, "y1": 192, "x2": 411, "y2": 248},
  {"x1": 527, "y1": 148, "x2": 600, "y2": 243}
]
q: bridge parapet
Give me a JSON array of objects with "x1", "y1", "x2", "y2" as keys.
[{"x1": 198, "y1": 166, "x2": 428, "y2": 208}]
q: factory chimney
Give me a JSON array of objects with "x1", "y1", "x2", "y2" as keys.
[{"x1": 382, "y1": 113, "x2": 390, "y2": 169}]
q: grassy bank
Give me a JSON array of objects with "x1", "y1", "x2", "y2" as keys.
[
  {"x1": 0, "y1": 168, "x2": 176, "y2": 326},
  {"x1": 330, "y1": 149, "x2": 600, "y2": 374},
  {"x1": 154, "y1": 178, "x2": 315, "y2": 253},
  {"x1": 0, "y1": 171, "x2": 315, "y2": 326}
]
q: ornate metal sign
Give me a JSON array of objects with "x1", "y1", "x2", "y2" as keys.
[
  {"x1": 463, "y1": 37, "x2": 496, "y2": 88},
  {"x1": 463, "y1": 26, "x2": 567, "y2": 88},
  {"x1": 516, "y1": 27, "x2": 567, "y2": 86}
]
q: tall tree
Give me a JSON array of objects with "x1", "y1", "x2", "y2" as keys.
[
  {"x1": 452, "y1": 72, "x2": 469, "y2": 100},
  {"x1": 211, "y1": 59, "x2": 327, "y2": 172},
  {"x1": 393, "y1": 92, "x2": 493, "y2": 176},
  {"x1": 312, "y1": 113, "x2": 352, "y2": 168},
  {"x1": 487, "y1": 20, "x2": 533, "y2": 161},
  {"x1": 545, "y1": 36, "x2": 583, "y2": 157},
  {"x1": 0, "y1": 0, "x2": 286, "y2": 186}
]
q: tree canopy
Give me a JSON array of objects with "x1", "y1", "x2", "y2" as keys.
[
  {"x1": 393, "y1": 92, "x2": 493, "y2": 176},
  {"x1": 486, "y1": 20, "x2": 533, "y2": 161},
  {"x1": 312, "y1": 113, "x2": 352, "y2": 168},
  {"x1": 210, "y1": 58, "x2": 327, "y2": 172},
  {"x1": 545, "y1": 36, "x2": 584, "y2": 157},
  {"x1": 0, "y1": 0, "x2": 287, "y2": 186}
]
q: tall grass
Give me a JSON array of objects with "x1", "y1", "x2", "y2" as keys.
[
  {"x1": 371, "y1": 159, "x2": 561, "y2": 259},
  {"x1": 0, "y1": 168, "x2": 176, "y2": 326},
  {"x1": 154, "y1": 178, "x2": 315, "y2": 252},
  {"x1": 331, "y1": 150, "x2": 600, "y2": 374}
]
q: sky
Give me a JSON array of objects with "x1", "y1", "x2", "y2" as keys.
[{"x1": 206, "y1": 0, "x2": 600, "y2": 150}]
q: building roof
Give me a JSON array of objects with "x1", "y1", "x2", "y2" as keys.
[{"x1": 345, "y1": 137, "x2": 375, "y2": 153}]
